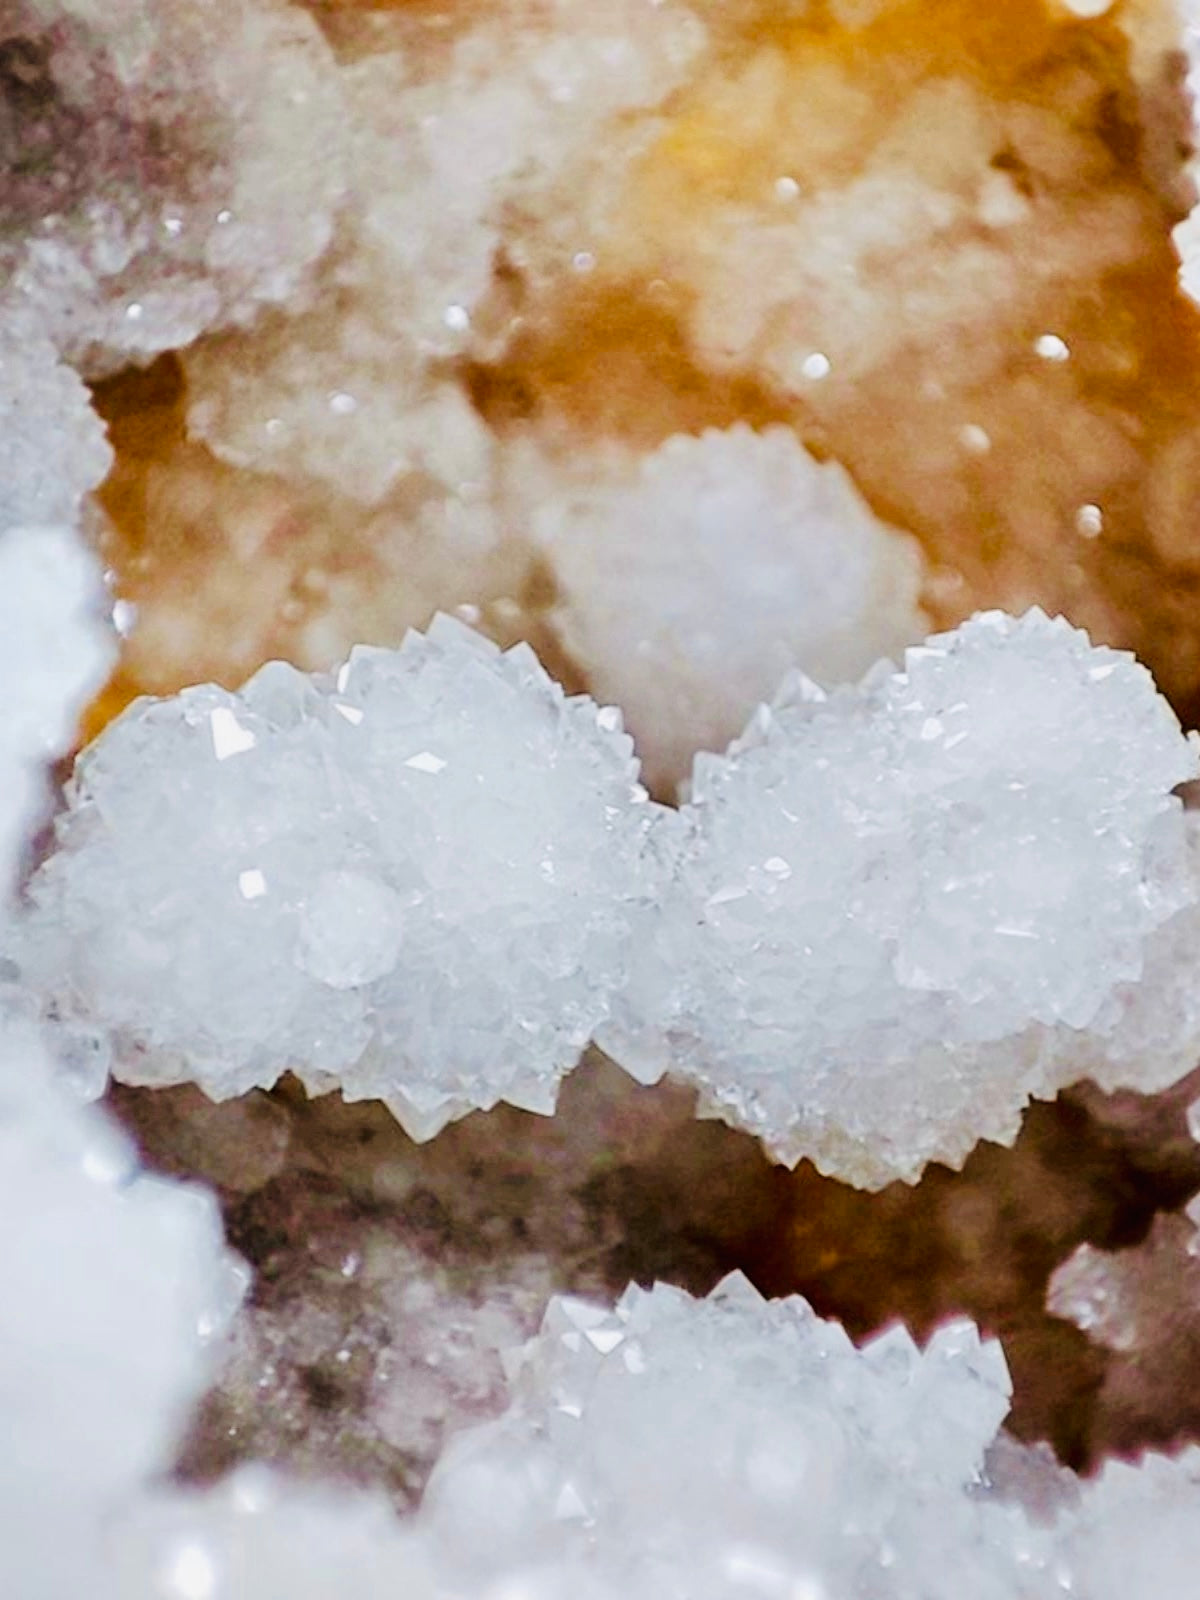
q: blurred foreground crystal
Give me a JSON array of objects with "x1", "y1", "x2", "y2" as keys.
[
  {"x1": 0, "y1": 525, "x2": 114, "y2": 892},
  {"x1": 606, "y1": 609, "x2": 1200, "y2": 1185},
  {"x1": 19, "y1": 615, "x2": 654, "y2": 1135},
  {"x1": 0, "y1": 0, "x2": 345, "y2": 371},
  {"x1": 0, "y1": 1022, "x2": 244, "y2": 1600}
]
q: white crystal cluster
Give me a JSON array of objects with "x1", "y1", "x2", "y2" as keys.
[
  {"x1": 90, "y1": 1272, "x2": 1200, "y2": 1600},
  {"x1": 517, "y1": 424, "x2": 928, "y2": 794},
  {"x1": 166, "y1": 0, "x2": 710, "y2": 682},
  {"x1": 94, "y1": 1274, "x2": 1026, "y2": 1600},
  {"x1": 19, "y1": 615, "x2": 654, "y2": 1136},
  {"x1": 182, "y1": 0, "x2": 706, "y2": 501},
  {"x1": 420, "y1": 1272, "x2": 1027, "y2": 1600},
  {"x1": 18, "y1": 607, "x2": 1200, "y2": 1184},
  {"x1": 1, "y1": 0, "x2": 344, "y2": 371},
  {"x1": 606, "y1": 609, "x2": 1200, "y2": 1185}
]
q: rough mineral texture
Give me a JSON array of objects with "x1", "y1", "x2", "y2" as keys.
[
  {"x1": 605, "y1": 609, "x2": 1200, "y2": 1185},
  {"x1": 0, "y1": 0, "x2": 345, "y2": 372},
  {"x1": 117, "y1": 1053, "x2": 787, "y2": 1505},
  {"x1": 419, "y1": 1272, "x2": 1027, "y2": 1600},
  {"x1": 7, "y1": 0, "x2": 1200, "y2": 1594},
  {"x1": 514, "y1": 423, "x2": 929, "y2": 794},
  {"x1": 0, "y1": 326, "x2": 110, "y2": 532},
  {"x1": 18, "y1": 616, "x2": 656, "y2": 1134},
  {"x1": 762, "y1": 1064, "x2": 1200, "y2": 1471}
]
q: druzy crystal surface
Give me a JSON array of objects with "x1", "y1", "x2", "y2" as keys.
[
  {"x1": 520, "y1": 422, "x2": 928, "y2": 794},
  {"x1": 606, "y1": 609, "x2": 1200, "y2": 1184},
  {"x1": 19, "y1": 615, "x2": 654, "y2": 1135},
  {"x1": 10, "y1": 0, "x2": 1200, "y2": 1595},
  {"x1": 91, "y1": 1271, "x2": 1200, "y2": 1600}
]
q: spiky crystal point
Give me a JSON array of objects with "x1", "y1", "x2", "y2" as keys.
[
  {"x1": 604, "y1": 610, "x2": 1200, "y2": 1186},
  {"x1": 18, "y1": 615, "x2": 656, "y2": 1136},
  {"x1": 420, "y1": 1272, "x2": 1028, "y2": 1599}
]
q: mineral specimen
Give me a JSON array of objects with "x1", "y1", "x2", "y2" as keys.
[
  {"x1": 0, "y1": 0, "x2": 345, "y2": 371},
  {"x1": 605, "y1": 609, "x2": 1200, "y2": 1185},
  {"x1": 0, "y1": 326, "x2": 110, "y2": 532},
  {"x1": 124, "y1": 1054, "x2": 785, "y2": 1504},
  {"x1": 81, "y1": 1271, "x2": 1200, "y2": 1599},
  {"x1": 420, "y1": 1271, "x2": 1026, "y2": 1599},
  {"x1": 18, "y1": 615, "x2": 655, "y2": 1135},
  {"x1": 516, "y1": 423, "x2": 928, "y2": 794},
  {"x1": 181, "y1": 0, "x2": 706, "y2": 496},
  {"x1": 6, "y1": 0, "x2": 1200, "y2": 1594}
]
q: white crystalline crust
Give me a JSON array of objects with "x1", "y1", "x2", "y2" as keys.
[
  {"x1": 0, "y1": 1020, "x2": 244, "y2": 1600},
  {"x1": 0, "y1": 525, "x2": 114, "y2": 896},
  {"x1": 181, "y1": 0, "x2": 706, "y2": 503},
  {"x1": 420, "y1": 1273, "x2": 1027, "y2": 1600},
  {"x1": 519, "y1": 424, "x2": 929, "y2": 796},
  {"x1": 0, "y1": 325, "x2": 111, "y2": 532},
  {"x1": 603, "y1": 609, "x2": 1200, "y2": 1186},
  {"x1": 87, "y1": 1275, "x2": 1200, "y2": 1600},
  {"x1": 19, "y1": 615, "x2": 655, "y2": 1134},
  {"x1": 102, "y1": 1275, "x2": 1028, "y2": 1600},
  {"x1": 1, "y1": 0, "x2": 346, "y2": 371}
]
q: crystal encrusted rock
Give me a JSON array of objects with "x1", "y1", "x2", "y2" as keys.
[
  {"x1": 18, "y1": 615, "x2": 656, "y2": 1135},
  {"x1": 419, "y1": 1271, "x2": 1031, "y2": 1599},
  {"x1": 604, "y1": 610, "x2": 1200, "y2": 1186},
  {"x1": 1, "y1": 0, "x2": 346, "y2": 372},
  {"x1": 521, "y1": 423, "x2": 928, "y2": 795}
]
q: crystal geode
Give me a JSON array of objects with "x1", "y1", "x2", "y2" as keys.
[{"x1": 8, "y1": 0, "x2": 1200, "y2": 1595}]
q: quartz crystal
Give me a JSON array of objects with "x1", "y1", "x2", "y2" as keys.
[
  {"x1": 18, "y1": 615, "x2": 655, "y2": 1135},
  {"x1": 420, "y1": 1271, "x2": 1027, "y2": 1600},
  {"x1": 85, "y1": 1271, "x2": 1200, "y2": 1600},
  {"x1": 106, "y1": 1273, "x2": 1043, "y2": 1600},
  {"x1": 8, "y1": 1, "x2": 1200, "y2": 1592},
  {"x1": 1, "y1": 0, "x2": 345, "y2": 371},
  {"x1": 137, "y1": 1055, "x2": 782, "y2": 1503},
  {"x1": 517, "y1": 423, "x2": 928, "y2": 794},
  {"x1": 0, "y1": 326, "x2": 111, "y2": 531},
  {"x1": 605, "y1": 609, "x2": 1200, "y2": 1185},
  {"x1": 181, "y1": 0, "x2": 706, "y2": 498}
]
